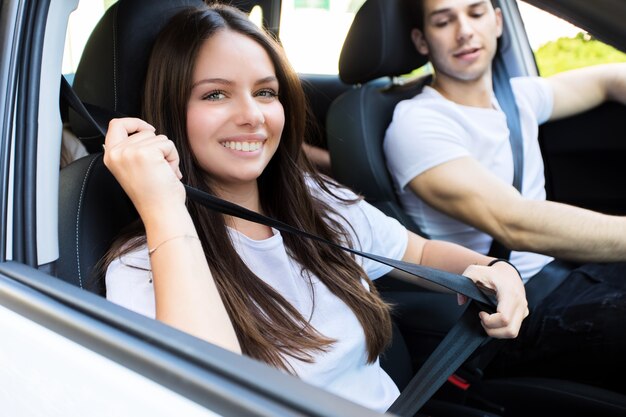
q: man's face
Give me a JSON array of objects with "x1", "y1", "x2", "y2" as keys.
[{"x1": 412, "y1": 0, "x2": 503, "y2": 83}]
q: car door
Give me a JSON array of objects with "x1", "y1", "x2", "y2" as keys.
[{"x1": 0, "y1": 1, "x2": 392, "y2": 415}]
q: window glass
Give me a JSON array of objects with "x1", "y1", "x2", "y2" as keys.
[
  {"x1": 518, "y1": 1, "x2": 626, "y2": 76},
  {"x1": 279, "y1": 0, "x2": 366, "y2": 74},
  {"x1": 63, "y1": 0, "x2": 117, "y2": 75}
]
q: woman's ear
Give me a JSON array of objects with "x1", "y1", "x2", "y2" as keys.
[{"x1": 411, "y1": 28, "x2": 429, "y2": 56}]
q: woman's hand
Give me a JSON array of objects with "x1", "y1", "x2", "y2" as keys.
[
  {"x1": 103, "y1": 118, "x2": 185, "y2": 220},
  {"x1": 461, "y1": 261, "x2": 529, "y2": 339}
]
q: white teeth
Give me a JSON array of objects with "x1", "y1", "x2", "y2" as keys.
[{"x1": 222, "y1": 141, "x2": 262, "y2": 152}]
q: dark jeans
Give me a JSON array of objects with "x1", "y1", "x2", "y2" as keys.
[{"x1": 485, "y1": 262, "x2": 626, "y2": 393}]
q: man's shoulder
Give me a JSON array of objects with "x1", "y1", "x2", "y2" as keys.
[
  {"x1": 511, "y1": 76, "x2": 549, "y2": 96},
  {"x1": 393, "y1": 86, "x2": 462, "y2": 122}
]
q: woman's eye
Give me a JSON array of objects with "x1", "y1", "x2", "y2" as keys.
[
  {"x1": 256, "y1": 89, "x2": 279, "y2": 99},
  {"x1": 202, "y1": 90, "x2": 226, "y2": 101},
  {"x1": 471, "y1": 12, "x2": 485, "y2": 18},
  {"x1": 434, "y1": 20, "x2": 449, "y2": 28}
]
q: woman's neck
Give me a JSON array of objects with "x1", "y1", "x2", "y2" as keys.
[{"x1": 213, "y1": 181, "x2": 274, "y2": 241}]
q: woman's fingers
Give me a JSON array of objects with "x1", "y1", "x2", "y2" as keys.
[
  {"x1": 103, "y1": 118, "x2": 185, "y2": 215},
  {"x1": 105, "y1": 117, "x2": 155, "y2": 149},
  {"x1": 156, "y1": 135, "x2": 183, "y2": 180}
]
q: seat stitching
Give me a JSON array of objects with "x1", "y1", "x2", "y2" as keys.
[
  {"x1": 75, "y1": 155, "x2": 100, "y2": 289},
  {"x1": 78, "y1": 134, "x2": 102, "y2": 140},
  {"x1": 113, "y1": 7, "x2": 118, "y2": 111}
]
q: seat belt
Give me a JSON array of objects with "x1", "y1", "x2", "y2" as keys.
[
  {"x1": 489, "y1": 59, "x2": 572, "y2": 304},
  {"x1": 488, "y1": 55, "x2": 524, "y2": 260},
  {"x1": 61, "y1": 75, "x2": 498, "y2": 417},
  {"x1": 461, "y1": 59, "x2": 572, "y2": 381}
]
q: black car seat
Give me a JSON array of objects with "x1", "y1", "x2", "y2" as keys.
[
  {"x1": 326, "y1": 0, "x2": 626, "y2": 415},
  {"x1": 327, "y1": 0, "x2": 428, "y2": 235},
  {"x1": 326, "y1": 0, "x2": 470, "y2": 381},
  {"x1": 57, "y1": 0, "x2": 205, "y2": 293}
]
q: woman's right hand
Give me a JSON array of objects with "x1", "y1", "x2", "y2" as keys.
[{"x1": 103, "y1": 118, "x2": 186, "y2": 220}]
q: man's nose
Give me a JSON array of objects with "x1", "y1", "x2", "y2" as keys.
[{"x1": 456, "y1": 15, "x2": 474, "y2": 42}]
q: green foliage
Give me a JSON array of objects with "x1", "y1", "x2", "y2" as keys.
[{"x1": 535, "y1": 32, "x2": 626, "y2": 76}]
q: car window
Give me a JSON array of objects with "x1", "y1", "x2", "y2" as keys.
[
  {"x1": 63, "y1": 0, "x2": 117, "y2": 77},
  {"x1": 518, "y1": 1, "x2": 626, "y2": 76},
  {"x1": 278, "y1": 0, "x2": 366, "y2": 74}
]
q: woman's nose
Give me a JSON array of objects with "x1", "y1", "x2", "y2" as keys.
[{"x1": 236, "y1": 96, "x2": 265, "y2": 127}]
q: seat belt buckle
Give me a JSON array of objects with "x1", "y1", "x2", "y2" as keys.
[{"x1": 447, "y1": 373, "x2": 471, "y2": 391}]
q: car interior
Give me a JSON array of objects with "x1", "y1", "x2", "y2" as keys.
[{"x1": 54, "y1": 0, "x2": 626, "y2": 416}]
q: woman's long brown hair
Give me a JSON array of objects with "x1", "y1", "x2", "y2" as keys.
[{"x1": 102, "y1": 3, "x2": 392, "y2": 372}]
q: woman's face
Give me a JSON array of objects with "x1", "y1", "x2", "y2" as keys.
[{"x1": 186, "y1": 29, "x2": 284, "y2": 190}]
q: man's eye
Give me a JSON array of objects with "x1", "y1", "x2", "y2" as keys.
[
  {"x1": 434, "y1": 20, "x2": 449, "y2": 27},
  {"x1": 202, "y1": 90, "x2": 226, "y2": 100},
  {"x1": 471, "y1": 12, "x2": 485, "y2": 18}
]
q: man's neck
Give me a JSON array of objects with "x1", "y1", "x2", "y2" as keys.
[{"x1": 430, "y1": 71, "x2": 494, "y2": 108}]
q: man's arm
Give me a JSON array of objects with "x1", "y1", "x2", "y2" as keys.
[
  {"x1": 302, "y1": 143, "x2": 332, "y2": 175},
  {"x1": 409, "y1": 156, "x2": 626, "y2": 262},
  {"x1": 548, "y1": 63, "x2": 626, "y2": 121}
]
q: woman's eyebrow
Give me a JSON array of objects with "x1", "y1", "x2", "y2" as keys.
[
  {"x1": 191, "y1": 76, "x2": 278, "y2": 89},
  {"x1": 191, "y1": 78, "x2": 233, "y2": 89},
  {"x1": 255, "y1": 76, "x2": 279, "y2": 86}
]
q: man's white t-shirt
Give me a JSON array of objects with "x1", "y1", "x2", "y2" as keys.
[
  {"x1": 384, "y1": 77, "x2": 554, "y2": 281},
  {"x1": 106, "y1": 183, "x2": 408, "y2": 412}
]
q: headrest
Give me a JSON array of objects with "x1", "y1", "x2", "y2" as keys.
[
  {"x1": 338, "y1": 0, "x2": 428, "y2": 84},
  {"x1": 69, "y1": 0, "x2": 205, "y2": 141}
]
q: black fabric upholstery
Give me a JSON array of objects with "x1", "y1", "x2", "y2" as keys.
[
  {"x1": 69, "y1": 0, "x2": 205, "y2": 151},
  {"x1": 327, "y1": 77, "x2": 430, "y2": 235},
  {"x1": 329, "y1": 0, "x2": 431, "y2": 235},
  {"x1": 58, "y1": 154, "x2": 137, "y2": 295},
  {"x1": 338, "y1": 0, "x2": 427, "y2": 84},
  {"x1": 59, "y1": 0, "x2": 203, "y2": 292}
]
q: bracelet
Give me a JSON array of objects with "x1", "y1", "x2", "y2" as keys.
[
  {"x1": 148, "y1": 234, "x2": 201, "y2": 257},
  {"x1": 488, "y1": 258, "x2": 523, "y2": 281}
]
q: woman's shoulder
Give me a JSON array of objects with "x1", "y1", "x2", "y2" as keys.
[{"x1": 305, "y1": 174, "x2": 361, "y2": 206}]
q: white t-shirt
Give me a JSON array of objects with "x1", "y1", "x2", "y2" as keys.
[
  {"x1": 106, "y1": 182, "x2": 408, "y2": 412},
  {"x1": 384, "y1": 77, "x2": 554, "y2": 281}
]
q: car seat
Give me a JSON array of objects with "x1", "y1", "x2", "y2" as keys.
[
  {"x1": 326, "y1": 0, "x2": 626, "y2": 415},
  {"x1": 326, "y1": 0, "x2": 473, "y2": 383},
  {"x1": 57, "y1": 0, "x2": 206, "y2": 293}
]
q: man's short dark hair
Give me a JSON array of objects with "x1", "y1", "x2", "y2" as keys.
[
  {"x1": 407, "y1": 0, "x2": 497, "y2": 32},
  {"x1": 405, "y1": 0, "x2": 426, "y2": 31}
]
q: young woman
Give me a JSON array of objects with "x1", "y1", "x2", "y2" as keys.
[{"x1": 102, "y1": 3, "x2": 527, "y2": 412}]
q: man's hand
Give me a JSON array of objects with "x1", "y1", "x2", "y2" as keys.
[{"x1": 462, "y1": 261, "x2": 529, "y2": 339}]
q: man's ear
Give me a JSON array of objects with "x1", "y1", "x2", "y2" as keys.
[
  {"x1": 411, "y1": 28, "x2": 429, "y2": 56},
  {"x1": 494, "y1": 7, "x2": 504, "y2": 38}
]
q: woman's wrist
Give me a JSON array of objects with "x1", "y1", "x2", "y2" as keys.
[{"x1": 142, "y1": 204, "x2": 198, "y2": 243}]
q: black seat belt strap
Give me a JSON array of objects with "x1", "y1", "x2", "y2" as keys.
[
  {"x1": 488, "y1": 55, "x2": 524, "y2": 260},
  {"x1": 388, "y1": 302, "x2": 487, "y2": 415},
  {"x1": 61, "y1": 76, "x2": 495, "y2": 417}
]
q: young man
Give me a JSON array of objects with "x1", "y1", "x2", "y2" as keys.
[{"x1": 384, "y1": 0, "x2": 626, "y2": 391}]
